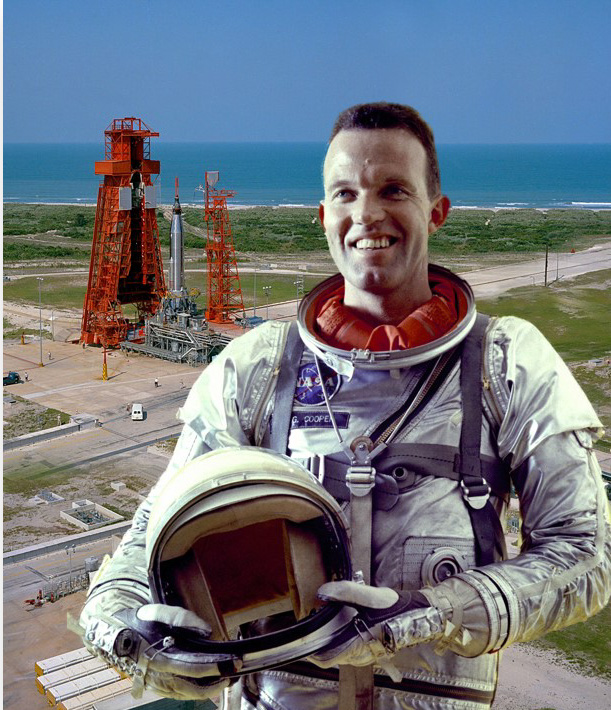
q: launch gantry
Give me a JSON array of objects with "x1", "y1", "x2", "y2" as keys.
[
  {"x1": 203, "y1": 171, "x2": 244, "y2": 323},
  {"x1": 80, "y1": 118, "x2": 166, "y2": 347}
]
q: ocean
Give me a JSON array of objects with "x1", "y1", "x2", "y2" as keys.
[{"x1": 3, "y1": 142, "x2": 610, "y2": 209}]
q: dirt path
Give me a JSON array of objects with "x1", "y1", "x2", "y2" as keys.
[{"x1": 494, "y1": 643, "x2": 611, "y2": 709}]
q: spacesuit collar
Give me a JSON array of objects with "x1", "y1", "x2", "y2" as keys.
[{"x1": 297, "y1": 264, "x2": 477, "y2": 379}]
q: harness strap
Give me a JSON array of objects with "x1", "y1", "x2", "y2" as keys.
[
  {"x1": 340, "y1": 445, "x2": 375, "y2": 710},
  {"x1": 318, "y1": 443, "x2": 509, "y2": 510},
  {"x1": 455, "y1": 314, "x2": 506, "y2": 565}
]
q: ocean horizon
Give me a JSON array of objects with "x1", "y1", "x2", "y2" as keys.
[{"x1": 3, "y1": 142, "x2": 610, "y2": 210}]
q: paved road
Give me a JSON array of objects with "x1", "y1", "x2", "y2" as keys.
[
  {"x1": 457, "y1": 241, "x2": 611, "y2": 298},
  {"x1": 4, "y1": 538, "x2": 115, "y2": 603}
]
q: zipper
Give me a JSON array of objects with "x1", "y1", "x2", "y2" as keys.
[
  {"x1": 481, "y1": 318, "x2": 505, "y2": 427},
  {"x1": 252, "y1": 324, "x2": 291, "y2": 444}
]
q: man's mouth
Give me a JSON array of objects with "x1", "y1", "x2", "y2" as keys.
[{"x1": 353, "y1": 236, "x2": 394, "y2": 250}]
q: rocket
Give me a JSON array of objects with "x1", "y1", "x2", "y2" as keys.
[{"x1": 169, "y1": 177, "x2": 185, "y2": 293}]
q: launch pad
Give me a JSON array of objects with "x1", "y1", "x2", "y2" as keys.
[{"x1": 79, "y1": 118, "x2": 249, "y2": 368}]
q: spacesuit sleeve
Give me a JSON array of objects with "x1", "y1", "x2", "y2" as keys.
[
  {"x1": 424, "y1": 316, "x2": 611, "y2": 657},
  {"x1": 88, "y1": 321, "x2": 289, "y2": 598}
]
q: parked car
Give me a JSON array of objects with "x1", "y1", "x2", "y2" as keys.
[{"x1": 3, "y1": 371, "x2": 20, "y2": 386}]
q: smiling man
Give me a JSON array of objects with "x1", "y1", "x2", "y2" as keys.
[
  {"x1": 78, "y1": 103, "x2": 610, "y2": 710},
  {"x1": 320, "y1": 121, "x2": 449, "y2": 321}
]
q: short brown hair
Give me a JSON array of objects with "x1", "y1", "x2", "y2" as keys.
[{"x1": 330, "y1": 102, "x2": 441, "y2": 198}]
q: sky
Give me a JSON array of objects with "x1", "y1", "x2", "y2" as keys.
[{"x1": 3, "y1": 0, "x2": 611, "y2": 144}]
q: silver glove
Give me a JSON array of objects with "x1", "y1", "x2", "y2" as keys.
[
  {"x1": 309, "y1": 581, "x2": 450, "y2": 676},
  {"x1": 75, "y1": 588, "x2": 229, "y2": 700}
]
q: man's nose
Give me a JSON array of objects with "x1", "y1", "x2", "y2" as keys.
[{"x1": 352, "y1": 194, "x2": 385, "y2": 225}]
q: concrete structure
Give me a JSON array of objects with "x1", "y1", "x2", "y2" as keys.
[
  {"x1": 60, "y1": 500, "x2": 124, "y2": 531},
  {"x1": 3, "y1": 414, "x2": 99, "y2": 452}
]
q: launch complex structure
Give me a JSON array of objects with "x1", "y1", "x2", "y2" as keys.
[{"x1": 79, "y1": 117, "x2": 244, "y2": 366}]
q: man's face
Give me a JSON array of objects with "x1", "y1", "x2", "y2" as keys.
[{"x1": 319, "y1": 128, "x2": 449, "y2": 313}]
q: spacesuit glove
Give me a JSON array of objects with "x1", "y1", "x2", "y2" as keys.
[
  {"x1": 309, "y1": 581, "x2": 449, "y2": 673},
  {"x1": 75, "y1": 591, "x2": 229, "y2": 700}
]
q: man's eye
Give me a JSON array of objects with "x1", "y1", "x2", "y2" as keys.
[
  {"x1": 382, "y1": 185, "x2": 407, "y2": 199},
  {"x1": 333, "y1": 189, "x2": 354, "y2": 200}
]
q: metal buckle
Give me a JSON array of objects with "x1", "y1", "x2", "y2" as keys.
[
  {"x1": 346, "y1": 437, "x2": 376, "y2": 497},
  {"x1": 346, "y1": 465, "x2": 376, "y2": 497},
  {"x1": 460, "y1": 477, "x2": 491, "y2": 510},
  {"x1": 460, "y1": 478, "x2": 491, "y2": 510}
]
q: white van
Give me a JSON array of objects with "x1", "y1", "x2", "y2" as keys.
[{"x1": 131, "y1": 403, "x2": 144, "y2": 421}]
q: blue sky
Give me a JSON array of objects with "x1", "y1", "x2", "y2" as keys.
[{"x1": 3, "y1": 0, "x2": 611, "y2": 144}]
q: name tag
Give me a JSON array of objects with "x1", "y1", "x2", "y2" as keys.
[{"x1": 291, "y1": 411, "x2": 350, "y2": 429}]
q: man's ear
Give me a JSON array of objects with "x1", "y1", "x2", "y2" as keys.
[
  {"x1": 428, "y1": 195, "x2": 450, "y2": 235},
  {"x1": 318, "y1": 201, "x2": 325, "y2": 230}
]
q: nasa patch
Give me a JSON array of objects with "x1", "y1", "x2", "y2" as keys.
[{"x1": 294, "y1": 361, "x2": 341, "y2": 406}]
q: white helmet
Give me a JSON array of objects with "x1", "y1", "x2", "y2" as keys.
[{"x1": 145, "y1": 447, "x2": 356, "y2": 678}]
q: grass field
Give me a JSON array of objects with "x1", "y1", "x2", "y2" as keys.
[
  {"x1": 534, "y1": 603, "x2": 611, "y2": 681},
  {"x1": 2, "y1": 271, "x2": 325, "y2": 312},
  {"x1": 477, "y1": 269, "x2": 611, "y2": 443},
  {"x1": 4, "y1": 204, "x2": 611, "y2": 260}
]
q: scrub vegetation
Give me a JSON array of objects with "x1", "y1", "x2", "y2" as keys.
[
  {"x1": 2, "y1": 393, "x2": 71, "y2": 440},
  {"x1": 3, "y1": 317, "x2": 53, "y2": 341},
  {"x1": 431, "y1": 208, "x2": 611, "y2": 254},
  {"x1": 3, "y1": 242, "x2": 89, "y2": 262},
  {"x1": 5, "y1": 204, "x2": 611, "y2": 258},
  {"x1": 478, "y1": 269, "x2": 611, "y2": 443}
]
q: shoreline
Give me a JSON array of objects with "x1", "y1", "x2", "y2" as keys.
[{"x1": 3, "y1": 201, "x2": 611, "y2": 212}]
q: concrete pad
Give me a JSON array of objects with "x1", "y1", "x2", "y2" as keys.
[{"x1": 3, "y1": 339, "x2": 205, "y2": 418}]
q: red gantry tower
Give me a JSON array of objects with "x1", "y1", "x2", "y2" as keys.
[
  {"x1": 204, "y1": 171, "x2": 244, "y2": 323},
  {"x1": 80, "y1": 118, "x2": 166, "y2": 347}
]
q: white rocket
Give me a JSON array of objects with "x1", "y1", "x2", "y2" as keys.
[{"x1": 169, "y1": 177, "x2": 185, "y2": 294}]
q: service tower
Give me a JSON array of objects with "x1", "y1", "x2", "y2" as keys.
[{"x1": 80, "y1": 118, "x2": 166, "y2": 347}]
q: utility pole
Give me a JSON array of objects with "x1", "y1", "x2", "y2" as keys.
[
  {"x1": 37, "y1": 277, "x2": 44, "y2": 367},
  {"x1": 65, "y1": 544, "x2": 76, "y2": 591},
  {"x1": 544, "y1": 243, "x2": 549, "y2": 287},
  {"x1": 253, "y1": 266, "x2": 257, "y2": 317},
  {"x1": 263, "y1": 285, "x2": 272, "y2": 320},
  {"x1": 293, "y1": 278, "x2": 304, "y2": 314}
]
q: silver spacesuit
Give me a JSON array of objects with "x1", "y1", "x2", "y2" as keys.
[{"x1": 80, "y1": 268, "x2": 610, "y2": 709}]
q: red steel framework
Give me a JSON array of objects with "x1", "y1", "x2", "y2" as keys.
[
  {"x1": 80, "y1": 118, "x2": 166, "y2": 346},
  {"x1": 204, "y1": 171, "x2": 244, "y2": 323}
]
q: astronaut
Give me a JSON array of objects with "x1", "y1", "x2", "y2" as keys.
[{"x1": 78, "y1": 103, "x2": 611, "y2": 709}]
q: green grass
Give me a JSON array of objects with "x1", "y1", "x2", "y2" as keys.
[
  {"x1": 2, "y1": 270, "x2": 326, "y2": 313},
  {"x1": 2, "y1": 203, "x2": 171, "y2": 246},
  {"x1": 100, "y1": 503, "x2": 137, "y2": 520},
  {"x1": 430, "y1": 208, "x2": 611, "y2": 254},
  {"x1": 533, "y1": 602, "x2": 611, "y2": 680},
  {"x1": 3, "y1": 318, "x2": 53, "y2": 340},
  {"x1": 478, "y1": 270, "x2": 611, "y2": 362},
  {"x1": 3, "y1": 274, "x2": 90, "y2": 309},
  {"x1": 2, "y1": 204, "x2": 97, "y2": 240},
  {"x1": 238, "y1": 272, "x2": 325, "y2": 308},
  {"x1": 182, "y1": 206, "x2": 325, "y2": 252},
  {"x1": 3, "y1": 242, "x2": 90, "y2": 262},
  {"x1": 3, "y1": 394, "x2": 71, "y2": 439},
  {"x1": 477, "y1": 270, "x2": 611, "y2": 437},
  {"x1": 8, "y1": 204, "x2": 608, "y2": 257},
  {"x1": 3, "y1": 462, "x2": 80, "y2": 496}
]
